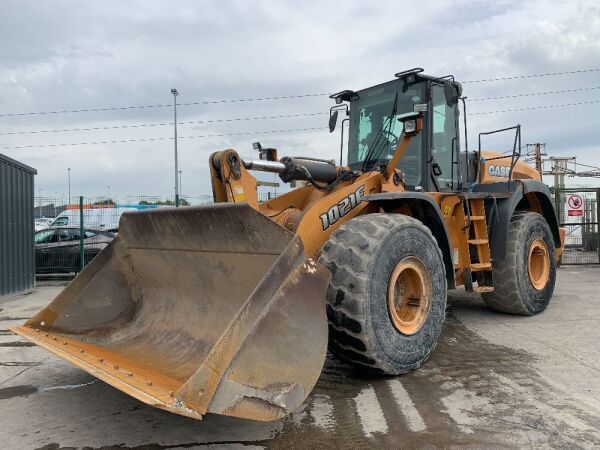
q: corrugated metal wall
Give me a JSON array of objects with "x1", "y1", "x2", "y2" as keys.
[{"x1": 0, "y1": 153, "x2": 37, "y2": 296}]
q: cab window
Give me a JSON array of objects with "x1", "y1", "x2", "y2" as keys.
[
  {"x1": 347, "y1": 80, "x2": 424, "y2": 188},
  {"x1": 431, "y1": 84, "x2": 458, "y2": 189}
]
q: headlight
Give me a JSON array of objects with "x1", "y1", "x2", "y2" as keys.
[{"x1": 404, "y1": 119, "x2": 417, "y2": 134}]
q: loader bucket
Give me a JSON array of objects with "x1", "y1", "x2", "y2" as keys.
[{"x1": 11, "y1": 203, "x2": 330, "y2": 421}]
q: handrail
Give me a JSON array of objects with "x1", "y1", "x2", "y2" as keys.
[{"x1": 478, "y1": 125, "x2": 521, "y2": 187}]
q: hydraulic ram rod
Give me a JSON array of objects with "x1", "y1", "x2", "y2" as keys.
[{"x1": 242, "y1": 159, "x2": 287, "y2": 173}]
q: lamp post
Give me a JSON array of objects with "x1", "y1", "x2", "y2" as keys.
[
  {"x1": 67, "y1": 168, "x2": 71, "y2": 206},
  {"x1": 171, "y1": 88, "x2": 179, "y2": 207},
  {"x1": 179, "y1": 170, "x2": 182, "y2": 199}
]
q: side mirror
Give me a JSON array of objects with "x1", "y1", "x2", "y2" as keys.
[
  {"x1": 444, "y1": 82, "x2": 458, "y2": 107},
  {"x1": 329, "y1": 110, "x2": 339, "y2": 133}
]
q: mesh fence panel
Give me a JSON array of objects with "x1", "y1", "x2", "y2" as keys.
[
  {"x1": 552, "y1": 187, "x2": 600, "y2": 265},
  {"x1": 34, "y1": 192, "x2": 279, "y2": 277}
]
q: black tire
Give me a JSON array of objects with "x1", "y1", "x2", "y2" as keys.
[
  {"x1": 482, "y1": 212, "x2": 556, "y2": 315},
  {"x1": 318, "y1": 213, "x2": 447, "y2": 375}
]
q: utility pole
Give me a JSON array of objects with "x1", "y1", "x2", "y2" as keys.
[
  {"x1": 171, "y1": 88, "x2": 180, "y2": 207},
  {"x1": 524, "y1": 143, "x2": 546, "y2": 174},
  {"x1": 67, "y1": 168, "x2": 71, "y2": 205},
  {"x1": 548, "y1": 156, "x2": 576, "y2": 224},
  {"x1": 533, "y1": 143, "x2": 545, "y2": 173}
]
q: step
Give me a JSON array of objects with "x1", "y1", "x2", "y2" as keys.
[
  {"x1": 473, "y1": 286, "x2": 494, "y2": 293},
  {"x1": 468, "y1": 239, "x2": 488, "y2": 245},
  {"x1": 470, "y1": 262, "x2": 492, "y2": 271}
]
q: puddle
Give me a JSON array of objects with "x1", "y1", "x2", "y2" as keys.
[
  {"x1": 0, "y1": 384, "x2": 38, "y2": 400},
  {"x1": 0, "y1": 341, "x2": 36, "y2": 347},
  {"x1": 0, "y1": 381, "x2": 98, "y2": 401}
]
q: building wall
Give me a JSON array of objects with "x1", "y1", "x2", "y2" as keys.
[{"x1": 0, "y1": 154, "x2": 37, "y2": 296}]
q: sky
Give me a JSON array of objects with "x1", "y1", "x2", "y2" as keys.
[{"x1": 1, "y1": 0, "x2": 599, "y2": 201}]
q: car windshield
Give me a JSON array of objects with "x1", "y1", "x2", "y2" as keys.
[
  {"x1": 52, "y1": 217, "x2": 68, "y2": 226},
  {"x1": 35, "y1": 229, "x2": 55, "y2": 244},
  {"x1": 347, "y1": 79, "x2": 424, "y2": 187}
]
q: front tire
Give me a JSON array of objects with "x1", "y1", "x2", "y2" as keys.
[
  {"x1": 482, "y1": 212, "x2": 556, "y2": 315},
  {"x1": 319, "y1": 214, "x2": 447, "y2": 375}
]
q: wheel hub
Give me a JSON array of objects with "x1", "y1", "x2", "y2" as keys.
[
  {"x1": 388, "y1": 256, "x2": 432, "y2": 335},
  {"x1": 528, "y1": 239, "x2": 550, "y2": 290}
]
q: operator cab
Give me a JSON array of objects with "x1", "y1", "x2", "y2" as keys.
[{"x1": 330, "y1": 68, "x2": 467, "y2": 192}]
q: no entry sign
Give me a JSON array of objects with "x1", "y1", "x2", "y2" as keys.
[{"x1": 567, "y1": 194, "x2": 584, "y2": 217}]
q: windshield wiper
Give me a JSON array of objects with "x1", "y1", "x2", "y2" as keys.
[{"x1": 361, "y1": 93, "x2": 399, "y2": 172}]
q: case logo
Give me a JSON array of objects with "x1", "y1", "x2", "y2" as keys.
[
  {"x1": 319, "y1": 185, "x2": 366, "y2": 230},
  {"x1": 488, "y1": 164, "x2": 510, "y2": 178}
]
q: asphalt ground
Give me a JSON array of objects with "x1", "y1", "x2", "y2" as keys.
[{"x1": 1, "y1": 265, "x2": 599, "y2": 449}]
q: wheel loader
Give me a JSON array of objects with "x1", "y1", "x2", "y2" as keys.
[{"x1": 12, "y1": 68, "x2": 563, "y2": 422}]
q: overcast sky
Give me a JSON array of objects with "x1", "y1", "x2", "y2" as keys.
[{"x1": 1, "y1": 0, "x2": 599, "y2": 201}]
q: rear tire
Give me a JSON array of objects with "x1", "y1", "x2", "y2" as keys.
[
  {"x1": 482, "y1": 212, "x2": 556, "y2": 315},
  {"x1": 318, "y1": 214, "x2": 447, "y2": 375}
]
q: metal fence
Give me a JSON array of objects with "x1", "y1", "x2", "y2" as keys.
[
  {"x1": 33, "y1": 192, "x2": 279, "y2": 277},
  {"x1": 554, "y1": 187, "x2": 600, "y2": 265}
]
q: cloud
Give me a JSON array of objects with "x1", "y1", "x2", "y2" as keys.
[{"x1": 0, "y1": 0, "x2": 599, "y2": 198}]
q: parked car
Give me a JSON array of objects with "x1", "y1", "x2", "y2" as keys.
[
  {"x1": 50, "y1": 206, "x2": 155, "y2": 231},
  {"x1": 34, "y1": 217, "x2": 55, "y2": 232},
  {"x1": 35, "y1": 227, "x2": 116, "y2": 274}
]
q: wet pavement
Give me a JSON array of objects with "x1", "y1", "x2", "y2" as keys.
[{"x1": 1, "y1": 266, "x2": 599, "y2": 449}]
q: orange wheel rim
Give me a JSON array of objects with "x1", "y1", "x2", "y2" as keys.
[
  {"x1": 388, "y1": 257, "x2": 432, "y2": 335},
  {"x1": 528, "y1": 239, "x2": 550, "y2": 290}
]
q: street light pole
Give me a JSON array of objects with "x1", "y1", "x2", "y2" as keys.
[
  {"x1": 171, "y1": 88, "x2": 179, "y2": 207},
  {"x1": 67, "y1": 168, "x2": 71, "y2": 205},
  {"x1": 179, "y1": 170, "x2": 182, "y2": 198}
]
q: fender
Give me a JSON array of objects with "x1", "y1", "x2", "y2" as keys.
[
  {"x1": 473, "y1": 180, "x2": 561, "y2": 260},
  {"x1": 363, "y1": 192, "x2": 456, "y2": 289}
]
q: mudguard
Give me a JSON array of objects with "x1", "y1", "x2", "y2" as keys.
[
  {"x1": 362, "y1": 192, "x2": 456, "y2": 289},
  {"x1": 473, "y1": 180, "x2": 561, "y2": 260}
]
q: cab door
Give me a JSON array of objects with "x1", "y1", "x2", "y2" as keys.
[{"x1": 430, "y1": 83, "x2": 459, "y2": 191}]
